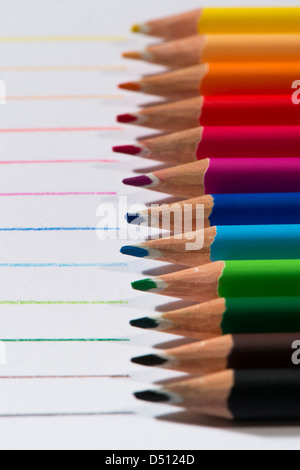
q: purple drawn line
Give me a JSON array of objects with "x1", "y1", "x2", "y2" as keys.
[{"x1": 0, "y1": 192, "x2": 117, "y2": 196}]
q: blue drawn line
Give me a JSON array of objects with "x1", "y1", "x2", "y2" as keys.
[
  {"x1": 0, "y1": 227, "x2": 120, "y2": 232},
  {"x1": 0, "y1": 263, "x2": 128, "y2": 268}
]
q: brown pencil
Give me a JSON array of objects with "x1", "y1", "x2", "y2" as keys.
[
  {"x1": 117, "y1": 95, "x2": 300, "y2": 132},
  {"x1": 130, "y1": 297, "x2": 300, "y2": 339},
  {"x1": 124, "y1": 34, "x2": 300, "y2": 68},
  {"x1": 132, "y1": 333, "x2": 300, "y2": 375},
  {"x1": 119, "y1": 62, "x2": 300, "y2": 99},
  {"x1": 134, "y1": 369, "x2": 300, "y2": 420}
]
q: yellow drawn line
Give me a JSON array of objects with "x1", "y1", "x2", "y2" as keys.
[
  {"x1": 0, "y1": 36, "x2": 126, "y2": 43},
  {"x1": 5, "y1": 94, "x2": 125, "y2": 101},
  {"x1": 0, "y1": 65, "x2": 127, "y2": 72}
]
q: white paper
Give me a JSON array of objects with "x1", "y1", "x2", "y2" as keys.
[{"x1": 0, "y1": 0, "x2": 299, "y2": 451}]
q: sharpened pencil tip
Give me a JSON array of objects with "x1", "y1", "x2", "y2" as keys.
[
  {"x1": 130, "y1": 317, "x2": 159, "y2": 329},
  {"x1": 118, "y1": 81, "x2": 141, "y2": 92},
  {"x1": 122, "y1": 51, "x2": 142, "y2": 60},
  {"x1": 131, "y1": 24, "x2": 141, "y2": 33},
  {"x1": 113, "y1": 145, "x2": 143, "y2": 156},
  {"x1": 120, "y1": 245, "x2": 149, "y2": 258},
  {"x1": 131, "y1": 278, "x2": 158, "y2": 292},
  {"x1": 134, "y1": 390, "x2": 170, "y2": 403},
  {"x1": 132, "y1": 354, "x2": 167, "y2": 367},
  {"x1": 126, "y1": 213, "x2": 140, "y2": 224},
  {"x1": 123, "y1": 175, "x2": 153, "y2": 187},
  {"x1": 117, "y1": 114, "x2": 137, "y2": 124}
]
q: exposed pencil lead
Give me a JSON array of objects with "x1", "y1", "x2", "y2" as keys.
[
  {"x1": 122, "y1": 51, "x2": 142, "y2": 60},
  {"x1": 117, "y1": 114, "x2": 138, "y2": 124},
  {"x1": 131, "y1": 354, "x2": 168, "y2": 367},
  {"x1": 113, "y1": 145, "x2": 143, "y2": 156},
  {"x1": 134, "y1": 390, "x2": 171, "y2": 403},
  {"x1": 120, "y1": 246, "x2": 149, "y2": 258},
  {"x1": 130, "y1": 317, "x2": 160, "y2": 329},
  {"x1": 131, "y1": 278, "x2": 158, "y2": 292},
  {"x1": 118, "y1": 81, "x2": 141, "y2": 92},
  {"x1": 123, "y1": 175, "x2": 155, "y2": 188},
  {"x1": 126, "y1": 213, "x2": 140, "y2": 224},
  {"x1": 131, "y1": 24, "x2": 141, "y2": 33}
]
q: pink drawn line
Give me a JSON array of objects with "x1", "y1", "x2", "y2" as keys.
[
  {"x1": 0, "y1": 159, "x2": 120, "y2": 164},
  {"x1": 0, "y1": 192, "x2": 117, "y2": 196},
  {"x1": 0, "y1": 127, "x2": 122, "y2": 133}
]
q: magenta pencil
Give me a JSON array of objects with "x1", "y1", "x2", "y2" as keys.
[{"x1": 123, "y1": 158, "x2": 300, "y2": 198}]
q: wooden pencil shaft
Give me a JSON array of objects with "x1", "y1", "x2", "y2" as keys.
[
  {"x1": 129, "y1": 34, "x2": 300, "y2": 67},
  {"x1": 162, "y1": 333, "x2": 300, "y2": 375},
  {"x1": 133, "y1": 63, "x2": 300, "y2": 99},
  {"x1": 136, "y1": 8, "x2": 300, "y2": 39},
  {"x1": 160, "y1": 369, "x2": 300, "y2": 420},
  {"x1": 127, "y1": 95, "x2": 299, "y2": 132}
]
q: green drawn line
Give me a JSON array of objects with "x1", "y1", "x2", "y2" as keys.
[
  {"x1": 0, "y1": 300, "x2": 128, "y2": 305},
  {"x1": 0, "y1": 339, "x2": 130, "y2": 342}
]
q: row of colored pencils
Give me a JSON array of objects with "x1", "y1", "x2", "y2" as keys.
[{"x1": 117, "y1": 7, "x2": 300, "y2": 422}]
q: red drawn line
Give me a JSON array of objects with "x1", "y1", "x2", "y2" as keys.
[{"x1": 0, "y1": 127, "x2": 123, "y2": 133}]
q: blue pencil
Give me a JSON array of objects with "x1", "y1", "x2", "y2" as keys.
[{"x1": 121, "y1": 224, "x2": 300, "y2": 267}]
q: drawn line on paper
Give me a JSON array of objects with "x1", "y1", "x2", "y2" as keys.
[
  {"x1": 5, "y1": 94, "x2": 125, "y2": 101},
  {"x1": 0, "y1": 301, "x2": 128, "y2": 305},
  {"x1": 0, "y1": 227, "x2": 119, "y2": 231},
  {"x1": 0, "y1": 159, "x2": 120, "y2": 164},
  {"x1": 0, "y1": 36, "x2": 127, "y2": 43},
  {"x1": 0, "y1": 66, "x2": 127, "y2": 72},
  {"x1": 0, "y1": 375, "x2": 130, "y2": 379},
  {"x1": 0, "y1": 412, "x2": 134, "y2": 418},
  {"x1": 0, "y1": 338, "x2": 130, "y2": 342},
  {"x1": 0, "y1": 192, "x2": 117, "y2": 197},
  {"x1": 0, "y1": 263, "x2": 127, "y2": 268},
  {"x1": 0, "y1": 127, "x2": 122, "y2": 133}
]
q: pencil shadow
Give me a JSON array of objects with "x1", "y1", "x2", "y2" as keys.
[
  {"x1": 153, "y1": 338, "x2": 198, "y2": 350},
  {"x1": 139, "y1": 98, "x2": 176, "y2": 109},
  {"x1": 136, "y1": 131, "x2": 170, "y2": 141},
  {"x1": 145, "y1": 196, "x2": 182, "y2": 206},
  {"x1": 133, "y1": 163, "x2": 173, "y2": 174},
  {"x1": 142, "y1": 264, "x2": 186, "y2": 277},
  {"x1": 155, "y1": 299, "x2": 197, "y2": 313},
  {"x1": 157, "y1": 411, "x2": 300, "y2": 437}
]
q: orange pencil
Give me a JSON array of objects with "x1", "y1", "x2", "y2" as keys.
[
  {"x1": 124, "y1": 34, "x2": 300, "y2": 68},
  {"x1": 119, "y1": 62, "x2": 300, "y2": 99}
]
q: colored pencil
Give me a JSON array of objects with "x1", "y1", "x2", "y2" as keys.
[
  {"x1": 131, "y1": 8, "x2": 300, "y2": 40},
  {"x1": 119, "y1": 62, "x2": 300, "y2": 99},
  {"x1": 130, "y1": 297, "x2": 300, "y2": 339},
  {"x1": 131, "y1": 259, "x2": 300, "y2": 302},
  {"x1": 126, "y1": 193, "x2": 300, "y2": 230},
  {"x1": 114, "y1": 126, "x2": 300, "y2": 163},
  {"x1": 124, "y1": 34, "x2": 300, "y2": 67},
  {"x1": 134, "y1": 369, "x2": 300, "y2": 420},
  {"x1": 123, "y1": 159, "x2": 300, "y2": 198},
  {"x1": 117, "y1": 95, "x2": 300, "y2": 132},
  {"x1": 121, "y1": 224, "x2": 300, "y2": 267},
  {"x1": 132, "y1": 333, "x2": 300, "y2": 375}
]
